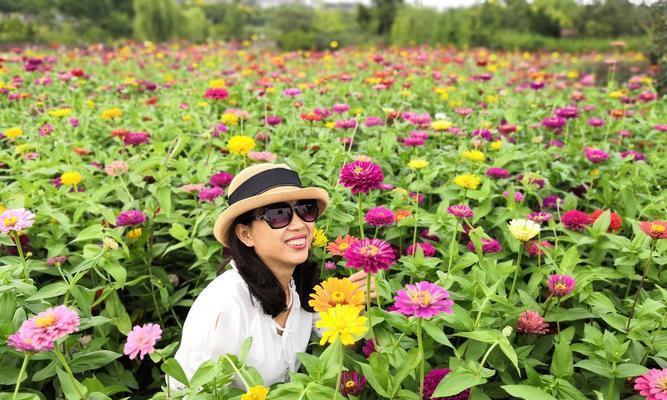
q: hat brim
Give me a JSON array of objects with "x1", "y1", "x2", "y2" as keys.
[{"x1": 213, "y1": 186, "x2": 330, "y2": 247}]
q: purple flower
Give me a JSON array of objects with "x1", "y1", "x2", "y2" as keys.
[
  {"x1": 467, "y1": 238, "x2": 502, "y2": 254},
  {"x1": 339, "y1": 371, "x2": 366, "y2": 397},
  {"x1": 123, "y1": 131, "x2": 150, "y2": 146},
  {"x1": 324, "y1": 261, "x2": 337, "y2": 271},
  {"x1": 116, "y1": 210, "x2": 147, "y2": 227},
  {"x1": 620, "y1": 150, "x2": 646, "y2": 162},
  {"x1": 542, "y1": 195, "x2": 562, "y2": 209},
  {"x1": 555, "y1": 106, "x2": 579, "y2": 119},
  {"x1": 209, "y1": 171, "x2": 234, "y2": 187},
  {"x1": 199, "y1": 186, "x2": 224, "y2": 202},
  {"x1": 343, "y1": 238, "x2": 396, "y2": 273},
  {"x1": 472, "y1": 128, "x2": 493, "y2": 140},
  {"x1": 283, "y1": 88, "x2": 302, "y2": 97},
  {"x1": 584, "y1": 147, "x2": 609, "y2": 163},
  {"x1": 331, "y1": 103, "x2": 350, "y2": 113},
  {"x1": 393, "y1": 281, "x2": 453, "y2": 318},
  {"x1": 364, "y1": 116, "x2": 384, "y2": 127},
  {"x1": 528, "y1": 211, "x2": 553, "y2": 223},
  {"x1": 362, "y1": 339, "x2": 376, "y2": 357},
  {"x1": 587, "y1": 117, "x2": 605, "y2": 127},
  {"x1": 503, "y1": 191, "x2": 524, "y2": 202},
  {"x1": 364, "y1": 207, "x2": 396, "y2": 226},
  {"x1": 264, "y1": 115, "x2": 282, "y2": 126},
  {"x1": 486, "y1": 167, "x2": 510, "y2": 179},
  {"x1": 406, "y1": 242, "x2": 437, "y2": 257},
  {"x1": 339, "y1": 161, "x2": 384, "y2": 194},
  {"x1": 541, "y1": 116, "x2": 566, "y2": 130},
  {"x1": 69, "y1": 118, "x2": 79, "y2": 128},
  {"x1": 546, "y1": 274, "x2": 576, "y2": 297},
  {"x1": 335, "y1": 119, "x2": 357, "y2": 130},
  {"x1": 420, "y1": 229, "x2": 441, "y2": 242},
  {"x1": 47, "y1": 255, "x2": 68, "y2": 266},
  {"x1": 423, "y1": 368, "x2": 471, "y2": 400},
  {"x1": 447, "y1": 204, "x2": 473, "y2": 219}
]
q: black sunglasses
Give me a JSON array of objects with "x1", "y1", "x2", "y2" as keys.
[{"x1": 254, "y1": 199, "x2": 319, "y2": 229}]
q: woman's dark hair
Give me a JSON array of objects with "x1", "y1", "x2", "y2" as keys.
[{"x1": 228, "y1": 209, "x2": 320, "y2": 317}]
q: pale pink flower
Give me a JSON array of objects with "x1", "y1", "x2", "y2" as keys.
[
  {"x1": 124, "y1": 323, "x2": 162, "y2": 360},
  {"x1": 105, "y1": 160, "x2": 129, "y2": 177}
]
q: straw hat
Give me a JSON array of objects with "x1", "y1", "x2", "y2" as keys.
[{"x1": 213, "y1": 163, "x2": 329, "y2": 247}]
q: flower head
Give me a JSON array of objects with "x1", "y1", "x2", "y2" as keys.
[
  {"x1": 339, "y1": 161, "x2": 384, "y2": 194},
  {"x1": 199, "y1": 186, "x2": 224, "y2": 202},
  {"x1": 467, "y1": 237, "x2": 502, "y2": 254},
  {"x1": 47, "y1": 255, "x2": 68, "y2": 266},
  {"x1": 10, "y1": 305, "x2": 80, "y2": 352},
  {"x1": 309, "y1": 277, "x2": 365, "y2": 313},
  {"x1": 453, "y1": 174, "x2": 481, "y2": 190},
  {"x1": 546, "y1": 274, "x2": 576, "y2": 297},
  {"x1": 60, "y1": 171, "x2": 83, "y2": 186},
  {"x1": 227, "y1": 135, "x2": 256, "y2": 156},
  {"x1": 343, "y1": 238, "x2": 396, "y2": 273},
  {"x1": 209, "y1": 171, "x2": 234, "y2": 187},
  {"x1": 447, "y1": 204, "x2": 473, "y2": 219},
  {"x1": 0, "y1": 208, "x2": 35, "y2": 234},
  {"x1": 423, "y1": 368, "x2": 471, "y2": 400},
  {"x1": 327, "y1": 234, "x2": 358, "y2": 256},
  {"x1": 461, "y1": 150, "x2": 485, "y2": 162},
  {"x1": 105, "y1": 160, "x2": 129, "y2": 177},
  {"x1": 312, "y1": 227, "x2": 328, "y2": 247},
  {"x1": 639, "y1": 221, "x2": 667, "y2": 239},
  {"x1": 204, "y1": 88, "x2": 228, "y2": 100},
  {"x1": 362, "y1": 339, "x2": 376, "y2": 357},
  {"x1": 528, "y1": 211, "x2": 552, "y2": 223},
  {"x1": 508, "y1": 219, "x2": 541, "y2": 241},
  {"x1": 525, "y1": 240, "x2": 552, "y2": 257},
  {"x1": 516, "y1": 310, "x2": 549, "y2": 335},
  {"x1": 634, "y1": 368, "x2": 667, "y2": 400},
  {"x1": 340, "y1": 371, "x2": 367, "y2": 397},
  {"x1": 100, "y1": 108, "x2": 123, "y2": 120},
  {"x1": 588, "y1": 209, "x2": 622, "y2": 232},
  {"x1": 365, "y1": 207, "x2": 396, "y2": 226},
  {"x1": 408, "y1": 159, "x2": 429, "y2": 170},
  {"x1": 124, "y1": 323, "x2": 162, "y2": 360},
  {"x1": 406, "y1": 242, "x2": 437, "y2": 257},
  {"x1": 316, "y1": 304, "x2": 368, "y2": 346},
  {"x1": 486, "y1": 167, "x2": 510, "y2": 179},
  {"x1": 584, "y1": 147, "x2": 609, "y2": 163},
  {"x1": 393, "y1": 281, "x2": 453, "y2": 318},
  {"x1": 561, "y1": 210, "x2": 590, "y2": 231},
  {"x1": 116, "y1": 210, "x2": 147, "y2": 227},
  {"x1": 123, "y1": 131, "x2": 150, "y2": 146},
  {"x1": 241, "y1": 385, "x2": 270, "y2": 400},
  {"x1": 4, "y1": 127, "x2": 23, "y2": 140}
]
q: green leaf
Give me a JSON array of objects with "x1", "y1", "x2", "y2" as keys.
[
  {"x1": 454, "y1": 330, "x2": 499, "y2": 344},
  {"x1": 192, "y1": 238, "x2": 208, "y2": 260},
  {"x1": 551, "y1": 341, "x2": 573, "y2": 378},
  {"x1": 154, "y1": 186, "x2": 172, "y2": 217},
  {"x1": 559, "y1": 246, "x2": 580, "y2": 272},
  {"x1": 169, "y1": 223, "x2": 188, "y2": 241},
  {"x1": 189, "y1": 360, "x2": 217, "y2": 388},
  {"x1": 56, "y1": 367, "x2": 88, "y2": 400},
  {"x1": 615, "y1": 363, "x2": 649, "y2": 378},
  {"x1": 319, "y1": 338, "x2": 343, "y2": 381},
  {"x1": 71, "y1": 224, "x2": 104, "y2": 243},
  {"x1": 0, "y1": 291, "x2": 17, "y2": 321},
  {"x1": 422, "y1": 319, "x2": 457, "y2": 353},
  {"x1": 70, "y1": 351, "x2": 121, "y2": 373},
  {"x1": 161, "y1": 359, "x2": 189, "y2": 388},
  {"x1": 26, "y1": 282, "x2": 69, "y2": 301},
  {"x1": 390, "y1": 347, "x2": 420, "y2": 395},
  {"x1": 498, "y1": 337, "x2": 520, "y2": 375},
  {"x1": 102, "y1": 262, "x2": 127, "y2": 287},
  {"x1": 590, "y1": 210, "x2": 611, "y2": 236},
  {"x1": 501, "y1": 384, "x2": 558, "y2": 400},
  {"x1": 357, "y1": 355, "x2": 391, "y2": 398},
  {"x1": 575, "y1": 359, "x2": 614, "y2": 378},
  {"x1": 433, "y1": 370, "x2": 486, "y2": 397}
]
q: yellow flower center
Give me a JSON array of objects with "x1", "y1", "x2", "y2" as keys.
[
  {"x1": 410, "y1": 290, "x2": 432, "y2": 307},
  {"x1": 555, "y1": 283, "x2": 567, "y2": 292},
  {"x1": 331, "y1": 291, "x2": 346, "y2": 304},
  {"x1": 34, "y1": 313, "x2": 56, "y2": 328},
  {"x1": 657, "y1": 376, "x2": 667, "y2": 390},
  {"x1": 339, "y1": 243, "x2": 349, "y2": 251},
  {"x1": 651, "y1": 224, "x2": 665, "y2": 234},
  {"x1": 360, "y1": 245, "x2": 379, "y2": 256},
  {"x1": 354, "y1": 166, "x2": 363, "y2": 174},
  {"x1": 3, "y1": 216, "x2": 17, "y2": 227},
  {"x1": 345, "y1": 380, "x2": 356, "y2": 389}
]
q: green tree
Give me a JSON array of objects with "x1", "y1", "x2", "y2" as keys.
[{"x1": 133, "y1": 0, "x2": 180, "y2": 42}]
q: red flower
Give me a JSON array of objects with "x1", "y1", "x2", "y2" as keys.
[
  {"x1": 639, "y1": 221, "x2": 667, "y2": 239},
  {"x1": 587, "y1": 209, "x2": 622, "y2": 232}
]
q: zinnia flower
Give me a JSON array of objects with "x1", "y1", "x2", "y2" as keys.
[
  {"x1": 199, "y1": 186, "x2": 224, "y2": 202},
  {"x1": 47, "y1": 255, "x2": 68, "y2": 266},
  {"x1": 561, "y1": 210, "x2": 590, "y2": 231},
  {"x1": 116, "y1": 210, "x2": 147, "y2": 227},
  {"x1": 309, "y1": 277, "x2": 365, "y2": 313},
  {"x1": 447, "y1": 204, "x2": 473, "y2": 219},
  {"x1": 316, "y1": 304, "x2": 368, "y2": 345},
  {"x1": 508, "y1": 219, "x2": 541, "y2": 241},
  {"x1": 60, "y1": 171, "x2": 83, "y2": 186},
  {"x1": 634, "y1": 368, "x2": 667, "y2": 400},
  {"x1": 9, "y1": 305, "x2": 80, "y2": 352},
  {"x1": 516, "y1": 310, "x2": 549, "y2": 335},
  {"x1": 467, "y1": 238, "x2": 502, "y2": 254},
  {"x1": 423, "y1": 368, "x2": 471, "y2": 400},
  {"x1": 241, "y1": 385, "x2": 270, "y2": 400},
  {"x1": 406, "y1": 242, "x2": 437, "y2": 257},
  {"x1": 528, "y1": 211, "x2": 552, "y2": 223},
  {"x1": 365, "y1": 207, "x2": 396, "y2": 226},
  {"x1": 0, "y1": 208, "x2": 35, "y2": 234},
  {"x1": 105, "y1": 160, "x2": 128, "y2": 177},
  {"x1": 204, "y1": 88, "x2": 228, "y2": 100},
  {"x1": 393, "y1": 281, "x2": 453, "y2": 318},
  {"x1": 362, "y1": 339, "x2": 376, "y2": 357},
  {"x1": 546, "y1": 274, "x2": 576, "y2": 297},
  {"x1": 408, "y1": 159, "x2": 429, "y2": 169},
  {"x1": 100, "y1": 108, "x2": 122, "y2": 119},
  {"x1": 209, "y1": 172, "x2": 234, "y2": 187},
  {"x1": 123, "y1": 131, "x2": 150, "y2": 146},
  {"x1": 525, "y1": 240, "x2": 552, "y2": 257},
  {"x1": 4, "y1": 127, "x2": 23, "y2": 140},
  {"x1": 461, "y1": 150, "x2": 485, "y2": 162},
  {"x1": 588, "y1": 209, "x2": 622, "y2": 232},
  {"x1": 584, "y1": 147, "x2": 609, "y2": 163},
  {"x1": 339, "y1": 161, "x2": 384, "y2": 194},
  {"x1": 639, "y1": 221, "x2": 667, "y2": 239},
  {"x1": 312, "y1": 227, "x2": 328, "y2": 247},
  {"x1": 453, "y1": 174, "x2": 481, "y2": 190},
  {"x1": 343, "y1": 238, "x2": 396, "y2": 273},
  {"x1": 124, "y1": 323, "x2": 162, "y2": 360},
  {"x1": 340, "y1": 371, "x2": 366, "y2": 397},
  {"x1": 486, "y1": 167, "x2": 510, "y2": 179},
  {"x1": 327, "y1": 234, "x2": 357, "y2": 256},
  {"x1": 227, "y1": 135, "x2": 256, "y2": 156}
]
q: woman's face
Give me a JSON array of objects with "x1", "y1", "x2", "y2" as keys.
[{"x1": 235, "y1": 200, "x2": 315, "y2": 271}]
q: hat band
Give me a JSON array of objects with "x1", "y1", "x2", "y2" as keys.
[{"x1": 228, "y1": 168, "x2": 302, "y2": 205}]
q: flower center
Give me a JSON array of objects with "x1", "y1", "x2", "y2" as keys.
[
  {"x1": 331, "y1": 291, "x2": 346, "y2": 304},
  {"x1": 34, "y1": 313, "x2": 56, "y2": 328},
  {"x1": 360, "y1": 245, "x2": 379, "y2": 256},
  {"x1": 555, "y1": 283, "x2": 567, "y2": 292},
  {"x1": 651, "y1": 224, "x2": 665, "y2": 234},
  {"x1": 410, "y1": 290, "x2": 432, "y2": 306},
  {"x1": 3, "y1": 216, "x2": 17, "y2": 227},
  {"x1": 339, "y1": 243, "x2": 349, "y2": 251},
  {"x1": 345, "y1": 380, "x2": 356, "y2": 389},
  {"x1": 354, "y1": 166, "x2": 364, "y2": 174}
]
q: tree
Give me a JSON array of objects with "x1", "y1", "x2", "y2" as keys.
[
  {"x1": 133, "y1": 0, "x2": 180, "y2": 42},
  {"x1": 372, "y1": 0, "x2": 403, "y2": 37}
]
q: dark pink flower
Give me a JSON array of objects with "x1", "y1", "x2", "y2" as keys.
[
  {"x1": 584, "y1": 147, "x2": 609, "y2": 163},
  {"x1": 199, "y1": 186, "x2": 224, "y2": 202},
  {"x1": 561, "y1": 210, "x2": 590, "y2": 231},
  {"x1": 393, "y1": 281, "x2": 453, "y2": 318},
  {"x1": 364, "y1": 207, "x2": 396, "y2": 226},
  {"x1": 343, "y1": 238, "x2": 396, "y2": 273},
  {"x1": 339, "y1": 371, "x2": 366, "y2": 397},
  {"x1": 525, "y1": 240, "x2": 552, "y2": 256},
  {"x1": 123, "y1": 131, "x2": 150, "y2": 146},
  {"x1": 423, "y1": 368, "x2": 471, "y2": 400},
  {"x1": 467, "y1": 238, "x2": 502, "y2": 254},
  {"x1": 546, "y1": 274, "x2": 576, "y2": 297},
  {"x1": 339, "y1": 161, "x2": 384, "y2": 194},
  {"x1": 116, "y1": 210, "x2": 147, "y2": 227},
  {"x1": 204, "y1": 88, "x2": 228, "y2": 100},
  {"x1": 407, "y1": 242, "x2": 437, "y2": 257},
  {"x1": 486, "y1": 167, "x2": 510, "y2": 179},
  {"x1": 528, "y1": 211, "x2": 552, "y2": 223},
  {"x1": 516, "y1": 310, "x2": 549, "y2": 335},
  {"x1": 209, "y1": 171, "x2": 234, "y2": 187},
  {"x1": 447, "y1": 204, "x2": 473, "y2": 219}
]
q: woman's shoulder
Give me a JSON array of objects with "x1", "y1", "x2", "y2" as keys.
[{"x1": 196, "y1": 266, "x2": 251, "y2": 307}]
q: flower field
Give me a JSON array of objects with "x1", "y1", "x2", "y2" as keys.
[{"x1": 1, "y1": 42, "x2": 666, "y2": 400}]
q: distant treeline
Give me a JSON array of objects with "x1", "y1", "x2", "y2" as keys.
[{"x1": 0, "y1": 0, "x2": 663, "y2": 54}]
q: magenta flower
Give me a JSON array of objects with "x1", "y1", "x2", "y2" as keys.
[
  {"x1": 365, "y1": 207, "x2": 396, "y2": 226},
  {"x1": 528, "y1": 211, "x2": 553, "y2": 223},
  {"x1": 339, "y1": 371, "x2": 366, "y2": 397},
  {"x1": 525, "y1": 240, "x2": 552, "y2": 257},
  {"x1": 0, "y1": 208, "x2": 36, "y2": 234},
  {"x1": 486, "y1": 167, "x2": 510, "y2": 179},
  {"x1": 204, "y1": 88, "x2": 228, "y2": 100},
  {"x1": 116, "y1": 210, "x2": 147, "y2": 227},
  {"x1": 407, "y1": 242, "x2": 437, "y2": 257},
  {"x1": 555, "y1": 106, "x2": 579, "y2": 119},
  {"x1": 467, "y1": 238, "x2": 502, "y2": 254},
  {"x1": 546, "y1": 274, "x2": 576, "y2": 297},
  {"x1": 364, "y1": 116, "x2": 384, "y2": 127},
  {"x1": 447, "y1": 204, "x2": 473, "y2": 219},
  {"x1": 332, "y1": 103, "x2": 350, "y2": 113},
  {"x1": 561, "y1": 210, "x2": 590, "y2": 231},
  {"x1": 634, "y1": 368, "x2": 667, "y2": 400},
  {"x1": 339, "y1": 161, "x2": 384, "y2": 194},
  {"x1": 324, "y1": 261, "x2": 337, "y2": 271},
  {"x1": 423, "y1": 368, "x2": 471, "y2": 400},
  {"x1": 542, "y1": 195, "x2": 562, "y2": 209},
  {"x1": 503, "y1": 191, "x2": 524, "y2": 202},
  {"x1": 393, "y1": 281, "x2": 453, "y2": 318},
  {"x1": 516, "y1": 310, "x2": 549, "y2": 335},
  {"x1": 587, "y1": 117, "x2": 605, "y2": 127},
  {"x1": 123, "y1": 131, "x2": 150, "y2": 146},
  {"x1": 343, "y1": 238, "x2": 396, "y2": 273},
  {"x1": 124, "y1": 323, "x2": 162, "y2": 360},
  {"x1": 264, "y1": 115, "x2": 282, "y2": 126},
  {"x1": 362, "y1": 339, "x2": 376, "y2": 357},
  {"x1": 283, "y1": 88, "x2": 302, "y2": 97},
  {"x1": 620, "y1": 150, "x2": 646, "y2": 162},
  {"x1": 209, "y1": 171, "x2": 234, "y2": 187},
  {"x1": 199, "y1": 186, "x2": 224, "y2": 202},
  {"x1": 584, "y1": 147, "x2": 609, "y2": 163},
  {"x1": 541, "y1": 116, "x2": 566, "y2": 130},
  {"x1": 335, "y1": 119, "x2": 357, "y2": 130},
  {"x1": 47, "y1": 255, "x2": 68, "y2": 266},
  {"x1": 420, "y1": 229, "x2": 440, "y2": 242},
  {"x1": 403, "y1": 136, "x2": 426, "y2": 147},
  {"x1": 9, "y1": 305, "x2": 80, "y2": 352}
]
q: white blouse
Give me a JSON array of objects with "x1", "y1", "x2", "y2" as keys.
[{"x1": 168, "y1": 259, "x2": 321, "y2": 391}]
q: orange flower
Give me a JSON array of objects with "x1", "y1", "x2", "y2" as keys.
[
  {"x1": 393, "y1": 209, "x2": 412, "y2": 222},
  {"x1": 73, "y1": 147, "x2": 91, "y2": 156},
  {"x1": 327, "y1": 234, "x2": 357, "y2": 256},
  {"x1": 308, "y1": 277, "x2": 364, "y2": 313}
]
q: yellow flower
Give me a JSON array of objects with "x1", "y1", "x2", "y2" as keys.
[
  {"x1": 197, "y1": 101, "x2": 209, "y2": 108},
  {"x1": 453, "y1": 174, "x2": 481, "y2": 190},
  {"x1": 461, "y1": 150, "x2": 485, "y2": 162},
  {"x1": 48, "y1": 108, "x2": 72, "y2": 117},
  {"x1": 312, "y1": 228, "x2": 328, "y2": 248},
  {"x1": 567, "y1": 70, "x2": 579, "y2": 79},
  {"x1": 4, "y1": 127, "x2": 23, "y2": 140},
  {"x1": 60, "y1": 171, "x2": 83, "y2": 186},
  {"x1": 127, "y1": 228, "x2": 142, "y2": 240},
  {"x1": 220, "y1": 112, "x2": 239, "y2": 126},
  {"x1": 241, "y1": 386, "x2": 269, "y2": 400},
  {"x1": 309, "y1": 277, "x2": 365, "y2": 313},
  {"x1": 325, "y1": 121, "x2": 335, "y2": 129},
  {"x1": 101, "y1": 108, "x2": 123, "y2": 120},
  {"x1": 208, "y1": 79, "x2": 225, "y2": 89},
  {"x1": 490, "y1": 140, "x2": 503, "y2": 150},
  {"x1": 329, "y1": 40, "x2": 339, "y2": 49},
  {"x1": 589, "y1": 169, "x2": 600, "y2": 177},
  {"x1": 316, "y1": 304, "x2": 368, "y2": 346},
  {"x1": 508, "y1": 219, "x2": 541, "y2": 241},
  {"x1": 408, "y1": 159, "x2": 429, "y2": 170},
  {"x1": 227, "y1": 135, "x2": 255, "y2": 156},
  {"x1": 182, "y1": 114, "x2": 192, "y2": 122},
  {"x1": 86, "y1": 100, "x2": 95, "y2": 109},
  {"x1": 431, "y1": 120, "x2": 452, "y2": 131}
]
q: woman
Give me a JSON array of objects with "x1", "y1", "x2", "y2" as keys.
[{"x1": 168, "y1": 163, "x2": 374, "y2": 391}]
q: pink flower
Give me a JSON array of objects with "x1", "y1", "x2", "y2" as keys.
[
  {"x1": 486, "y1": 167, "x2": 510, "y2": 179},
  {"x1": 634, "y1": 368, "x2": 667, "y2": 400},
  {"x1": 105, "y1": 160, "x2": 129, "y2": 177},
  {"x1": 339, "y1": 371, "x2": 366, "y2": 397},
  {"x1": 364, "y1": 207, "x2": 396, "y2": 226},
  {"x1": 584, "y1": 147, "x2": 609, "y2": 163},
  {"x1": 124, "y1": 323, "x2": 162, "y2": 360},
  {"x1": 528, "y1": 211, "x2": 552, "y2": 223},
  {"x1": 283, "y1": 88, "x2": 302, "y2": 97},
  {"x1": 555, "y1": 106, "x2": 579, "y2": 119},
  {"x1": 516, "y1": 310, "x2": 549, "y2": 335},
  {"x1": 546, "y1": 274, "x2": 576, "y2": 297},
  {"x1": 332, "y1": 103, "x2": 350, "y2": 113},
  {"x1": 204, "y1": 88, "x2": 228, "y2": 100},
  {"x1": 339, "y1": 161, "x2": 384, "y2": 194},
  {"x1": 209, "y1": 172, "x2": 234, "y2": 187},
  {"x1": 393, "y1": 281, "x2": 453, "y2": 318},
  {"x1": 248, "y1": 151, "x2": 276, "y2": 161},
  {"x1": 199, "y1": 186, "x2": 224, "y2": 202},
  {"x1": 362, "y1": 339, "x2": 376, "y2": 357},
  {"x1": 47, "y1": 255, "x2": 68, "y2": 266},
  {"x1": 264, "y1": 115, "x2": 282, "y2": 126},
  {"x1": 447, "y1": 204, "x2": 473, "y2": 219},
  {"x1": 406, "y1": 242, "x2": 437, "y2": 257},
  {"x1": 181, "y1": 183, "x2": 205, "y2": 193},
  {"x1": 587, "y1": 117, "x2": 605, "y2": 127},
  {"x1": 423, "y1": 368, "x2": 471, "y2": 400},
  {"x1": 542, "y1": 116, "x2": 566, "y2": 130},
  {"x1": 561, "y1": 210, "x2": 590, "y2": 231},
  {"x1": 503, "y1": 191, "x2": 524, "y2": 202},
  {"x1": 0, "y1": 208, "x2": 36, "y2": 233},
  {"x1": 467, "y1": 238, "x2": 502, "y2": 254},
  {"x1": 525, "y1": 240, "x2": 552, "y2": 256},
  {"x1": 123, "y1": 131, "x2": 150, "y2": 146},
  {"x1": 116, "y1": 210, "x2": 147, "y2": 227},
  {"x1": 364, "y1": 116, "x2": 384, "y2": 127},
  {"x1": 343, "y1": 238, "x2": 396, "y2": 273},
  {"x1": 324, "y1": 261, "x2": 337, "y2": 271},
  {"x1": 10, "y1": 305, "x2": 80, "y2": 352}
]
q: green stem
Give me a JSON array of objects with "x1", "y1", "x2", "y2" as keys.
[
  {"x1": 477, "y1": 342, "x2": 498, "y2": 375},
  {"x1": 118, "y1": 176, "x2": 134, "y2": 203},
  {"x1": 222, "y1": 354, "x2": 250, "y2": 391},
  {"x1": 446, "y1": 223, "x2": 459, "y2": 276},
  {"x1": 11, "y1": 231, "x2": 29, "y2": 279},
  {"x1": 417, "y1": 318, "x2": 425, "y2": 400},
  {"x1": 626, "y1": 239, "x2": 656, "y2": 332},
  {"x1": 12, "y1": 353, "x2": 30, "y2": 400},
  {"x1": 54, "y1": 343, "x2": 85, "y2": 399},
  {"x1": 357, "y1": 194, "x2": 365, "y2": 239},
  {"x1": 332, "y1": 344, "x2": 344, "y2": 400},
  {"x1": 509, "y1": 248, "x2": 523, "y2": 298},
  {"x1": 367, "y1": 276, "x2": 376, "y2": 346},
  {"x1": 556, "y1": 296, "x2": 561, "y2": 336}
]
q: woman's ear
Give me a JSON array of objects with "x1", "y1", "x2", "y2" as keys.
[{"x1": 234, "y1": 224, "x2": 255, "y2": 247}]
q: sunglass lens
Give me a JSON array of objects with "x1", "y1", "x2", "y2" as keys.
[
  {"x1": 264, "y1": 206, "x2": 292, "y2": 229},
  {"x1": 295, "y1": 201, "x2": 318, "y2": 222}
]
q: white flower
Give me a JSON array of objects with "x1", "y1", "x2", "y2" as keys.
[{"x1": 508, "y1": 219, "x2": 541, "y2": 241}]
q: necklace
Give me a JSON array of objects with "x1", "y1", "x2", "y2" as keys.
[{"x1": 286, "y1": 286, "x2": 293, "y2": 308}]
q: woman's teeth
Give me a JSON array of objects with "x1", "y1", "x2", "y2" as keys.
[{"x1": 286, "y1": 238, "x2": 306, "y2": 246}]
